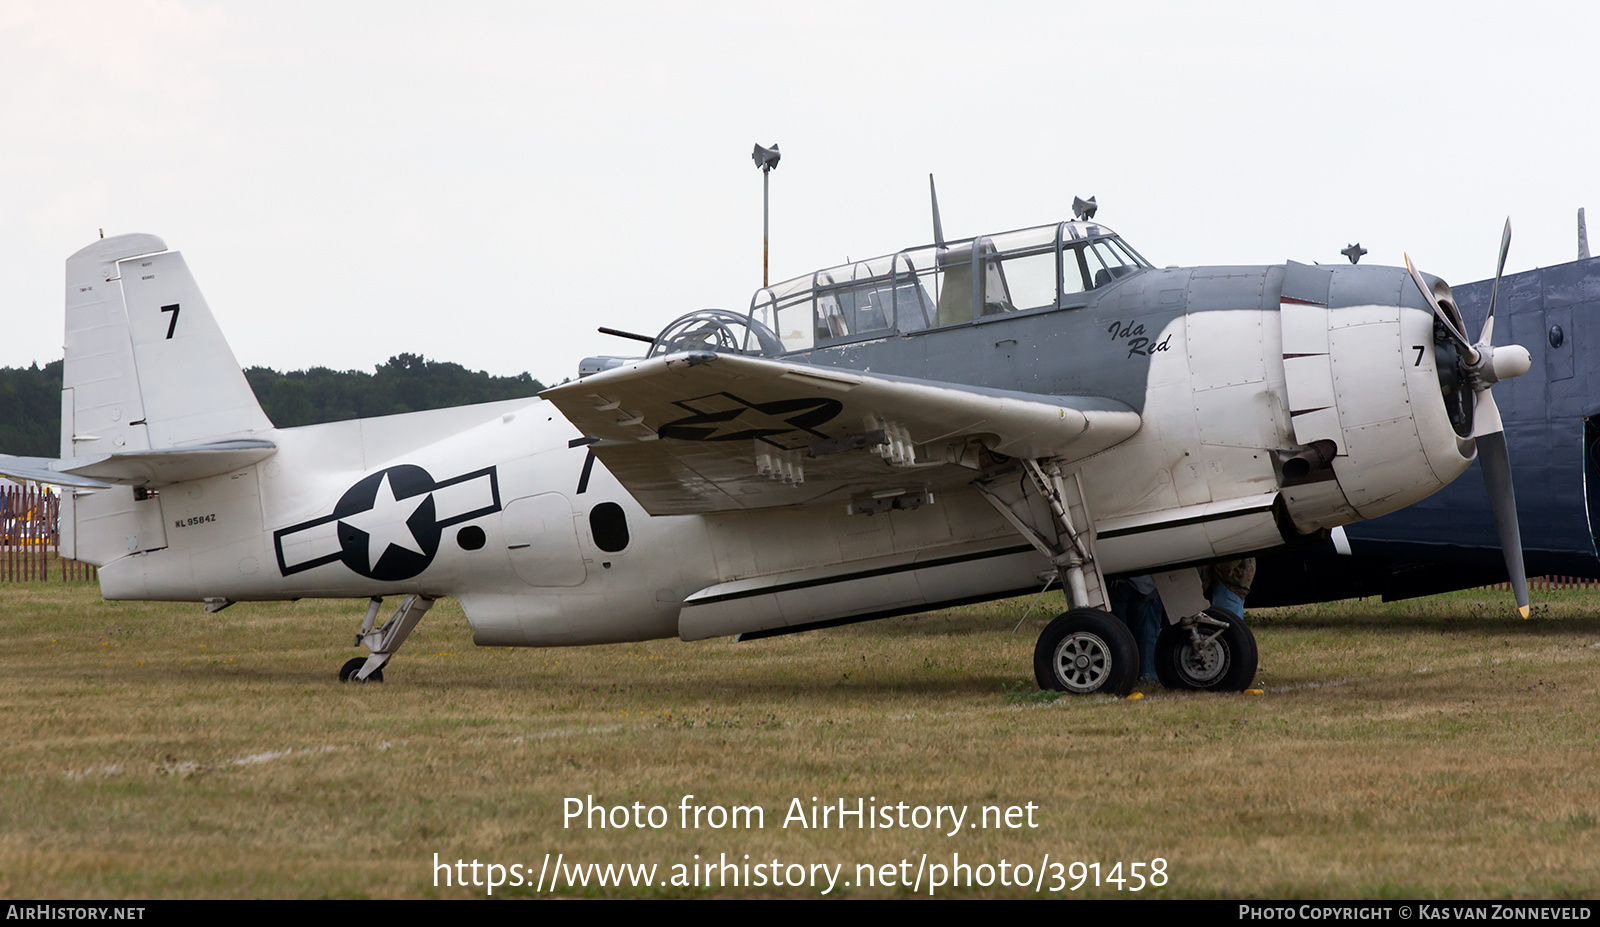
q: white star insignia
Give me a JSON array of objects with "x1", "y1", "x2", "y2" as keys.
[{"x1": 339, "y1": 472, "x2": 428, "y2": 568}]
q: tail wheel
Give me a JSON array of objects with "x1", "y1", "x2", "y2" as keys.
[
  {"x1": 339, "y1": 657, "x2": 383, "y2": 684},
  {"x1": 1154, "y1": 608, "x2": 1257, "y2": 692},
  {"x1": 1034, "y1": 607, "x2": 1140, "y2": 696}
]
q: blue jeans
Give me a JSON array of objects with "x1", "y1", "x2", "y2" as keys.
[
  {"x1": 1209, "y1": 583, "x2": 1245, "y2": 620},
  {"x1": 1110, "y1": 581, "x2": 1163, "y2": 681}
]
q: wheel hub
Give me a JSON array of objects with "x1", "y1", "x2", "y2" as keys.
[
  {"x1": 1053, "y1": 632, "x2": 1112, "y2": 693},
  {"x1": 1178, "y1": 638, "x2": 1227, "y2": 684}
]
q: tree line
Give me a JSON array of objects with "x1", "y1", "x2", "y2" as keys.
[{"x1": 0, "y1": 355, "x2": 547, "y2": 457}]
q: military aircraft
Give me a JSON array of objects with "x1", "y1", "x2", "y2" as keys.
[
  {"x1": 0, "y1": 193, "x2": 1534, "y2": 695},
  {"x1": 1253, "y1": 217, "x2": 1600, "y2": 606}
]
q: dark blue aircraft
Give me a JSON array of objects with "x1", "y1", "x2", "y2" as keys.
[{"x1": 1253, "y1": 232, "x2": 1600, "y2": 606}]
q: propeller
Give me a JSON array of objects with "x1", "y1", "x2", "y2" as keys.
[{"x1": 1405, "y1": 220, "x2": 1534, "y2": 617}]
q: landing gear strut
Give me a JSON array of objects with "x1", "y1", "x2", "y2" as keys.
[
  {"x1": 978, "y1": 460, "x2": 1134, "y2": 695},
  {"x1": 340, "y1": 594, "x2": 434, "y2": 683}
]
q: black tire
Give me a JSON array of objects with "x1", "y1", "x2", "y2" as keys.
[
  {"x1": 1153, "y1": 608, "x2": 1257, "y2": 692},
  {"x1": 1034, "y1": 607, "x2": 1140, "y2": 696},
  {"x1": 339, "y1": 657, "x2": 383, "y2": 683}
]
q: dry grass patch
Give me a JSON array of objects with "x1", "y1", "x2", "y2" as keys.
[{"x1": 1, "y1": 582, "x2": 1597, "y2": 897}]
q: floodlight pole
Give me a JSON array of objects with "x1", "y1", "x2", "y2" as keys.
[
  {"x1": 752, "y1": 142, "x2": 780, "y2": 286},
  {"x1": 763, "y1": 168, "x2": 770, "y2": 287}
]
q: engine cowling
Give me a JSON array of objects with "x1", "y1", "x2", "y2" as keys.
[{"x1": 1276, "y1": 261, "x2": 1477, "y2": 530}]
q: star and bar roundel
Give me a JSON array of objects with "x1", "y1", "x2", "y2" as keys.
[
  {"x1": 269, "y1": 394, "x2": 833, "y2": 581},
  {"x1": 657, "y1": 392, "x2": 843, "y2": 448},
  {"x1": 273, "y1": 465, "x2": 501, "y2": 582}
]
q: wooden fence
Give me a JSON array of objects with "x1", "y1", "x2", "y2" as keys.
[
  {"x1": 1509, "y1": 575, "x2": 1600, "y2": 591},
  {"x1": 0, "y1": 483, "x2": 96, "y2": 582}
]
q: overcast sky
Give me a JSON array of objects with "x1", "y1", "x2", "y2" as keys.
[{"x1": 1, "y1": 1, "x2": 1594, "y2": 384}]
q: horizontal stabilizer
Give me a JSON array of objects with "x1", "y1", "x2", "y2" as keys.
[
  {"x1": 0, "y1": 456, "x2": 110, "y2": 489},
  {"x1": 0, "y1": 440, "x2": 276, "y2": 490}
]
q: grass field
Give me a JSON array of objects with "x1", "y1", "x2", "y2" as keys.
[{"x1": 1, "y1": 579, "x2": 1597, "y2": 899}]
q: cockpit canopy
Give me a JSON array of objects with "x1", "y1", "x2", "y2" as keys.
[
  {"x1": 647, "y1": 221, "x2": 1150, "y2": 360},
  {"x1": 646, "y1": 309, "x2": 785, "y2": 359}
]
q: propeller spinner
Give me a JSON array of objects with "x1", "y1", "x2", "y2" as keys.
[{"x1": 1405, "y1": 220, "x2": 1534, "y2": 617}]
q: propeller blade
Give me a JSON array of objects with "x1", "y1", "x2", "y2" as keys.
[
  {"x1": 1415, "y1": 223, "x2": 1528, "y2": 619},
  {"x1": 1405, "y1": 253, "x2": 1474, "y2": 352},
  {"x1": 1476, "y1": 428, "x2": 1530, "y2": 618},
  {"x1": 1471, "y1": 378, "x2": 1506, "y2": 438},
  {"x1": 1479, "y1": 218, "x2": 1512, "y2": 347}
]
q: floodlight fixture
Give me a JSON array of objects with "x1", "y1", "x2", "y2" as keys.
[{"x1": 752, "y1": 143, "x2": 780, "y2": 173}]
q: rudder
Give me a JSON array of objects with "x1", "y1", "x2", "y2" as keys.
[{"x1": 60, "y1": 234, "x2": 272, "y2": 564}]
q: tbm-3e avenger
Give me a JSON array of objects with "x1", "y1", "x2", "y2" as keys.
[{"x1": 0, "y1": 189, "x2": 1535, "y2": 695}]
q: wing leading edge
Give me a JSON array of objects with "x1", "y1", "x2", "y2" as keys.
[{"x1": 541, "y1": 351, "x2": 1141, "y2": 515}]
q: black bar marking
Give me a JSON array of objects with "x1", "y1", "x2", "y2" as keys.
[
  {"x1": 1095, "y1": 501, "x2": 1277, "y2": 541},
  {"x1": 161, "y1": 304, "x2": 180, "y2": 339},
  {"x1": 690, "y1": 544, "x2": 1037, "y2": 607},
  {"x1": 576, "y1": 449, "x2": 597, "y2": 494},
  {"x1": 430, "y1": 466, "x2": 502, "y2": 529},
  {"x1": 568, "y1": 436, "x2": 599, "y2": 448},
  {"x1": 739, "y1": 585, "x2": 1041, "y2": 641}
]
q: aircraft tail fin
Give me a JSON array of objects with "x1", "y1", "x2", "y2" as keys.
[
  {"x1": 56, "y1": 234, "x2": 274, "y2": 563},
  {"x1": 63, "y1": 234, "x2": 272, "y2": 459}
]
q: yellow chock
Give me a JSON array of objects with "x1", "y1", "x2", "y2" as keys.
[
  {"x1": 1126, "y1": 692, "x2": 1144, "y2": 700},
  {"x1": 1245, "y1": 688, "x2": 1264, "y2": 695}
]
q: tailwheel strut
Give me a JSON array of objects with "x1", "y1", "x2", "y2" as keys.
[{"x1": 340, "y1": 594, "x2": 434, "y2": 683}]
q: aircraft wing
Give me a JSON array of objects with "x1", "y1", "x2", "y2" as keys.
[{"x1": 541, "y1": 351, "x2": 1140, "y2": 515}]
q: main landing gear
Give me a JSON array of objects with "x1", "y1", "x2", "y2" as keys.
[
  {"x1": 1033, "y1": 602, "x2": 1260, "y2": 695},
  {"x1": 1032, "y1": 604, "x2": 1259, "y2": 695},
  {"x1": 978, "y1": 458, "x2": 1260, "y2": 695},
  {"x1": 340, "y1": 594, "x2": 434, "y2": 683}
]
